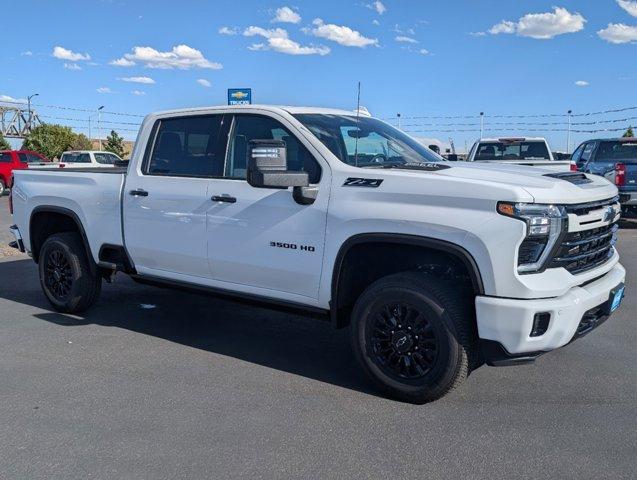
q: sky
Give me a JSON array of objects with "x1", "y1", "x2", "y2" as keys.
[{"x1": 1, "y1": 0, "x2": 637, "y2": 152}]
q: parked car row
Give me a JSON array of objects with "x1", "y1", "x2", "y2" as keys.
[{"x1": 0, "y1": 149, "x2": 124, "y2": 195}]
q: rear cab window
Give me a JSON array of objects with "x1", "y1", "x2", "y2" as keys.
[
  {"x1": 474, "y1": 140, "x2": 550, "y2": 161},
  {"x1": 0, "y1": 153, "x2": 12, "y2": 163},
  {"x1": 595, "y1": 140, "x2": 637, "y2": 163},
  {"x1": 61, "y1": 153, "x2": 91, "y2": 164}
]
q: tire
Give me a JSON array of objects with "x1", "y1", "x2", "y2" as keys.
[
  {"x1": 0, "y1": 179, "x2": 5, "y2": 196},
  {"x1": 350, "y1": 272, "x2": 477, "y2": 404},
  {"x1": 38, "y1": 232, "x2": 102, "y2": 313}
]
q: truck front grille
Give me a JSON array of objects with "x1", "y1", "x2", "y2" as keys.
[{"x1": 549, "y1": 222, "x2": 618, "y2": 274}]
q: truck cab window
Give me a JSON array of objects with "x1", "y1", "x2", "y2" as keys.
[
  {"x1": 0, "y1": 153, "x2": 12, "y2": 163},
  {"x1": 581, "y1": 142, "x2": 595, "y2": 163},
  {"x1": 147, "y1": 115, "x2": 229, "y2": 177},
  {"x1": 226, "y1": 115, "x2": 321, "y2": 183}
]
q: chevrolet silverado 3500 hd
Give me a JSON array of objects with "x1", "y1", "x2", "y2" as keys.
[{"x1": 8, "y1": 105, "x2": 626, "y2": 403}]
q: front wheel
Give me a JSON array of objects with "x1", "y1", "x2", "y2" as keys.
[
  {"x1": 39, "y1": 233, "x2": 102, "y2": 313},
  {"x1": 0, "y1": 179, "x2": 5, "y2": 196},
  {"x1": 350, "y1": 272, "x2": 477, "y2": 404}
]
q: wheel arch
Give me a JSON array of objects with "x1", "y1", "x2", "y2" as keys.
[
  {"x1": 330, "y1": 233, "x2": 484, "y2": 329},
  {"x1": 29, "y1": 205, "x2": 96, "y2": 274}
]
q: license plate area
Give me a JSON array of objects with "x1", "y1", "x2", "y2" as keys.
[{"x1": 608, "y1": 283, "x2": 625, "y2": 314}]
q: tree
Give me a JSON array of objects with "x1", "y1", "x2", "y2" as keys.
[
  {"x1": 22, "y1": 124, "x2": 77, "y2": 159},
  {"x1": 623, "y1": 126, "x2": 634, "y2": 138},
  {"x1": 104, "y1": 130, "x2": 125, "y2": 158},
  {"x1": 70, "y1": 133, "x2": 92, "y2": 150},
  {"x1": 0, "y1": 132, "x2": 10, "y2": 150}
]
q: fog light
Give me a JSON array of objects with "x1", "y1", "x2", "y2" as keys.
[{"x1": 530, "y1": 313, "x2": 551, "y2": 337}]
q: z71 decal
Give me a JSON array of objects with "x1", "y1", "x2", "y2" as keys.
[{"x1": 343, "y1": 178, "x2": 383, "y2": 188}]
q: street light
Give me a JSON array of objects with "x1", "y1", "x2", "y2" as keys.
[
  {"x1": 27, "y1": 93, "x2": 39, "y2": 132},
  {"x1": 97, "y1": 105, "x2": 104, "y2": 150}
]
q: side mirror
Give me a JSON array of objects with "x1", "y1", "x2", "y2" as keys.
[{"x1": 246, "y1": 139, "x2": 309, "y2": 189}]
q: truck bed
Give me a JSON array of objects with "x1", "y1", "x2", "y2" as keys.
[{"x1": 11, "y1": 168, "x2": 127, "y2": 264}]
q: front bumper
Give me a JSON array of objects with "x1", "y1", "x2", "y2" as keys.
[
  {"x1": 9, "y1": 225, "x2": 25, "y2": 252},
  {"x1": 475, "y1": 263, "x2": 626, "y2": 364}
]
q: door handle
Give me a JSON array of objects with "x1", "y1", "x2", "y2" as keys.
[
  {"x1": 211, "y1": 195, "x2": 237, "y2": 203},
  {"x1": 129, "y1": 189, "x2": 149, "y2": 197}
]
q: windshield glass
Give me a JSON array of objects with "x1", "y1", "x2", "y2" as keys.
[
  {"x1": 474, "y1": 141, "x2": 550, "y2": 161},
  {"x1": 293, "y1": 114, "x2": 444, "y2": 167},
  {"x1": 597, "y1": 140, "x2": 637, "y2": 163}
]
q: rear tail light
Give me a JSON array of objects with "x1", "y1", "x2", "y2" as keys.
[
  {"x1": 59, "y1": 164, "x2": 65, "y2": 168},
  {"x1": 570, "y1": 161, "x2": 578, "y2": 172},
  {"x1": 615, "y1": 163, "x2": 626, "y2": 186}
]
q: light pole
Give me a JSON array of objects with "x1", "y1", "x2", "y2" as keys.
[
  {"x1": 567, "y1": 109, "x2": 572, "y2": 153},
  {"x1": 480, "y1": 112, "x2": 484, "y2": 139},
  {"x1": 97, "y1": 105, "x2": 104, "y2": 150},
  {"x1": 27, "y1": 93, "x2": 39, "y2": 132},
  {"x1": 397, "y1": 113, "x2": 402, "y2": 129}
]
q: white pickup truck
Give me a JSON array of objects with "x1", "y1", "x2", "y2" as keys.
[
  {"x1": 8, "y1": 105, "x2": 625, "y2": 403},
  {"x1": 58, "y1": 150, "x2": 123, "y2": 168},
  {"x1": 467, "y1": 137, "x2": 571, "y2": 171}
]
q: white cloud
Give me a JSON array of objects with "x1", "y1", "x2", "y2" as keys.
[
  {"x1": 244, "y1": 26, "x2": 289, "y2": 39},
  {"x1": 488, "y1": 7, "x2": 586, "y2": 39},
  {"x1": 395, "y1": 35, "x2": 418, "y2": 44},
  {"x1": 248, "y1": 43, "x2": 268, "y2": 51},
  {"x1": 366, "y1": 1, "x2": 386, "y2": 15},
  {"x1": 617, "y1": 0, "x2": 637, "y2": 17},
  {"x1": 0, "y1": 94, "x2": 26, "y2": 103},
  {"x1": 575, "y1": 80, "x2": 589, "y2": 87},
  {"x1": 131, "y1": 90, "x2": 146, "y2": 96},
  {"x1": 110, "y1": 58, "x2": 135, "y2": 67},
  {"x1": 244, "y1": 25, "x2": 329, "y2": 55},
  {"x1": 372, "y1": 19, "x2": 380, "y2": 26},
  {"x1": 21, "y1": 50, "x2": 33, "y2": 56},
  {"x1": 598, "y1": 23, "x2": 637, "y2": 43},
  {"x1": 52, "y1": 46, "x2": 91, "y2": 61},
  {"x1": 419, "y1": 49, "x2": 430, "y2": 55},
  {"x1": 63, "y1": 63, "x2": 82, "y2": 71},
  {"x1": 219, "y1": 26, "x2": 238, "y2": 35},
  {"x1": 272, "y1": 6, "x2": 301, "y2": 24},
  {"x1": 268, "y1": 37, "x2": 330, "y2": 55},
  {"x1": 489, "y1": 21, "x2": 516, "y2": 35},
  {"x1": 110, "y1": 45, "x2": 222, "y2": 70},
  {"x1": 197, "y1": 78, "x2": 212, "y2": 87},
  {"x1": 96, "y1": 87, "x2": 112, "y2": 94},
  {"x1": 309, "y1": 19, "x2": 378, "y2": 47},
  {"x1": 119, "y1": 76, "x2": 155, "y2": 84}
]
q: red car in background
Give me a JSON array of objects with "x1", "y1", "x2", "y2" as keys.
[{"x1": 0, "y1": 150, "x2": 52, "y2": 195}]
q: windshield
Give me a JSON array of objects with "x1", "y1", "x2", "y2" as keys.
[
  {"x1": 293, "y1": 114, "x2": 444, "y2": 167},
  {"x1": 474, "y1": 141, "x2": 550, "y2": 161},
  {"x1": 597, "y1": 140, "x2": 637, "y2": 163}
]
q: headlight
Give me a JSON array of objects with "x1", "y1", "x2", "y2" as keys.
[{"x1": 497, "y1": 202, "x2": 568, "y2": 274}]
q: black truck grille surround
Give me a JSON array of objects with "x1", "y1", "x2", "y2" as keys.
[{"x1": 549, "y1": 222, "x2": 618, "y2": 274}]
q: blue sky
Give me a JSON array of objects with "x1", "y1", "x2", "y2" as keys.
[{"x1": 2, "y1": 0, "x2": 637, "y2": 151}]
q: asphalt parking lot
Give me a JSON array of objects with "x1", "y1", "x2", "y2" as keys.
[{"x1": 0, "y1": 196, "x2": 635, "y2": 480}]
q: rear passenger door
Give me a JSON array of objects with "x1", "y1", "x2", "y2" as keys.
[
  {"x1": 123, "y1": 114, "x2": 230, "y2": 279},
  {"x1": 205, "y1": 113, "x2": 329, "y2": 301}
]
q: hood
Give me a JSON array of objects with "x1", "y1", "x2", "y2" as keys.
[{"x1": 365, "y1": 161, "x2": 618, "y2": 204}]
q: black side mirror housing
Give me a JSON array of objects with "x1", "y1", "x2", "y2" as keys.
[{"x1": 246, "y1": 139, "x2": 309, "y2": 189}]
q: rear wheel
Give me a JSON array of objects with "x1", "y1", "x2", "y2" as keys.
[
  {"x1": 0, "y1": 179, "x2": 6, "y2": 196},
  {"x1": 39, "y1": 233, "x2": 101, "y2": 313},
  {"x1": 350, "y1": 272, "x2": 477, "y2": 404}
]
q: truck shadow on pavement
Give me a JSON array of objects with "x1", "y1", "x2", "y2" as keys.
[{"x1": 0, "y1": 258, "x2": 375, "y2": 396}]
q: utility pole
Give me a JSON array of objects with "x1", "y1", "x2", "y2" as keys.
[
  {"x1": 480, "y1": 112, "x2": 484, "y2": 139},
  {"x1": 97, "y1": 105, "x2": 104, "y2": 150},
  {"x1": 27, "y1": 93, "x2": 39, "y2": 132},
  {"x1": 397, "y1": 113, "x2": 402, "y2": 129},
  {"x1": 567, "y1": 109, "x2": 572, "y2": 153}
]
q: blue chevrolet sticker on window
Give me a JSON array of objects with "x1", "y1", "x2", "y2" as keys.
[{"x1": 228, "y1": 88, "x2": 252, "y2": 105}]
